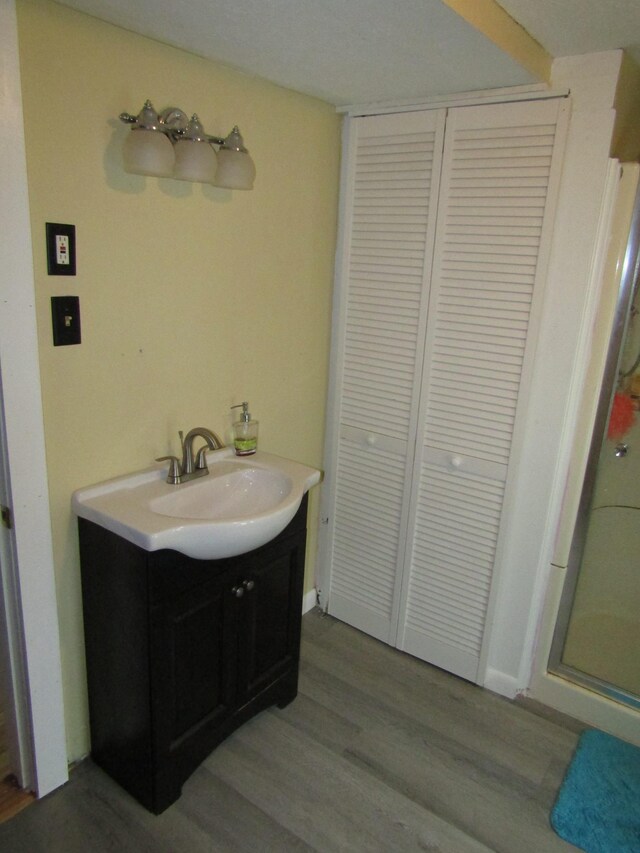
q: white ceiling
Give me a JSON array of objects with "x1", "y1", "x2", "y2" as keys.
[{"x1": 55, "y1": 0, "x2": 640, "y2": 106}]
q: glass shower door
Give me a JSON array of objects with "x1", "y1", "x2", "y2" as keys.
[
  {"x1": 550, "y1": 180, "x2": 640, "y2": 707},
  {"x1": 561, "y1": 384, "x2": 640, "y2": 697}
]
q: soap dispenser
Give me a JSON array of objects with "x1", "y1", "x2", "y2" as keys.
[{"x1": 231, "y1": 402, "x2": 258, "y2": 456}]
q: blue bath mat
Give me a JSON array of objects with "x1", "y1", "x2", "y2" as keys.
[{"x1": 551, "y1": 729, "x2": 640, "y2": 852}]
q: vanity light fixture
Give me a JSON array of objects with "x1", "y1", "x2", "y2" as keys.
[{"x1": 119, "y1": 100, "x2": 256, "y2": 190}]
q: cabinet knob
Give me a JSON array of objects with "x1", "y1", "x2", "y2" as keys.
[
  {"x1": 243, "y1": 579, "x2": 255, "y2": 591},
  {"x1": 231, "y1": 586, "x2": 244, "y2": 598}
]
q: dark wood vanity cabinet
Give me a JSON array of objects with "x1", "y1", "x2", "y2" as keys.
[{"x1": 79, "y1": 496, "x2": 308, "y2": 814}]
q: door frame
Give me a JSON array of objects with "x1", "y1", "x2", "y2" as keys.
[{"x1": 0, "y1": 0, "x2": 68, "y2": 797}]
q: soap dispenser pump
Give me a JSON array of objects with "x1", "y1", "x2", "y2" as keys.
[{"x1": 231, "y1": 402, "x2": 258, "y2": 456}]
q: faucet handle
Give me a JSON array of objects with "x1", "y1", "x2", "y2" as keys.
[
  {"x1": 155, "y1": 455, "x2": 182, "y2": 484},
  {"x1": 195, "y1": 445, "x2": 210, "y2": 470}
]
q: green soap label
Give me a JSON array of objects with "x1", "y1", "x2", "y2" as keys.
[{"x1": 235, "y1": 438, "x2": 257, "y2": 452}]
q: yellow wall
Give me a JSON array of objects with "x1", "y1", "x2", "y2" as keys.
[
  {"x1": 612, "y1": 51, "x2": 640, "y2": 161},
  {"x1": 16, "y1": 0, "x2": 340, "y2": 761}
]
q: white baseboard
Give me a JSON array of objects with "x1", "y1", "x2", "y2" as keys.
[
  {"x1": 302, "y1": 588, "x2": 317, "y2": 615},
  {"x1": 483, "y1": 668, "x2": 521, "y2": 700}
]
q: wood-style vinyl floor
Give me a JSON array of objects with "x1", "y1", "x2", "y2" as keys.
[{"x1": 0, "y1": 610, "x2": 583, "y2": 852}]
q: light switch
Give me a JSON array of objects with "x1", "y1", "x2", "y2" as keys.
[{"x1": 51, "y1": 296, "x2": 81, "y2": 346}]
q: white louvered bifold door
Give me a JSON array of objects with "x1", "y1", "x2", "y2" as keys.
[
  {"x1": 327, "y1": 110, "x2": 446, "y2": 643},
  {"x1": 397, "y1": 98, "x2": 568, "y2": 681}
]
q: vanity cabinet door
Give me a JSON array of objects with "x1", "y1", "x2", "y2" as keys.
[
  {"x1": 236, "y1": 528, "x2": 307, "y2": 703},
  {"x1": 151, "y1": 567, "x2": 237, "y2": 761}
]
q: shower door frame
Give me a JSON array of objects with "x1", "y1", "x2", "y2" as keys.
[{"x1": 548, "y1": 178, "x2": 640, "y2": 710}]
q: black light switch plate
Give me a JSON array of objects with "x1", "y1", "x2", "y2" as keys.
[
  {"x1": 46, "y1": 223, "x2": 76, "y2": 275},
  {"x1": 51, "y1": 296, "x2": 81, "y2": 346}
]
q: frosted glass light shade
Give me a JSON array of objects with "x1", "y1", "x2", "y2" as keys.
[
  {"x1": 213, "y1": 149, "x2": 256, "y2": 190},
  {"x1": 123, "y1": 128, "x2": 174, "y2": 178},
  {"x1": 173, "y1": 139, "x2": 218, "y2": 182}
]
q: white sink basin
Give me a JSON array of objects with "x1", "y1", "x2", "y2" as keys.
[
  {"x1": 149, "y1": 462, "x2": 292, "y2": 521},
  {"x1": 72, "y1": 448, "x2": 321, "y2": 560}
]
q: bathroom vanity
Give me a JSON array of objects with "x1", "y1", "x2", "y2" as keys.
[{"x1": 79, "y1": 494, "x2": 308, "y2": 814}]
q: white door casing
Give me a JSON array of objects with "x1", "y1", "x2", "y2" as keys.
[{"x1": 0, "y1": 0, "x2": 68, "y2": 796}]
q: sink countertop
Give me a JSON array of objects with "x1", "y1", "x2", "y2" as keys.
[{"x1": 72, "y1": 447, "x2": 321, "y2": 559}]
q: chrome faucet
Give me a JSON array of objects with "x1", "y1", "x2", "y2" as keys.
[
  {"x1": 156, "y1": 426, "x2": 225, "y2": 485},
  {"x1": 181, "y1": 427, "x2": 225, "y2": 474}
]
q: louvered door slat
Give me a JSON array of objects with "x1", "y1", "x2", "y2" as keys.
[
  {"x1": 399, "y1": 98, "x2": 566, "y2": 681},
  {"x1": 402, "y1": 462, "x2": 506, "y2": 680},
  {"x1": 328, "y1": 110, "x2": 445, "y2": 643},
  {"x1": 423, "y1": 101, "x2": 561, "y2": 462},
  {"x1": 330, "y1": 436, "x2": 408, "y2": 640}
]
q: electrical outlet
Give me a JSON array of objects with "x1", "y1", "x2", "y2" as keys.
[
  {"x1": 51, "y1": 296, "x2": 81, "y2": 346},
  {"x1": 55, "y1": 234, "x2": 70, "y2": 266},
  {"x1": 46, "y1": 223, "x2": 76, "y2": 275}
]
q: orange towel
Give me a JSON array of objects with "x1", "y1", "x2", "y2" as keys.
[{"x1": 607, "y1": 392, "x2": 636, "y2": 440}]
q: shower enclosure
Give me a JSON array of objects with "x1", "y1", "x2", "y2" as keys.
[{"x1": 549, "y1": 174, "x2": 640, "y2": 709}]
